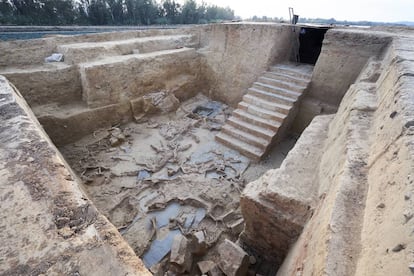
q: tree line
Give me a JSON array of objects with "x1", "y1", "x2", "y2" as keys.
[{"x1": 0, "y1": 0, "x2": 235, "y2": 25}]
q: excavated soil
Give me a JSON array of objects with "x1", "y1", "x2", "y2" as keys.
[{"x1": 60, "y1": 94, "x2": 295, "y2": 274}]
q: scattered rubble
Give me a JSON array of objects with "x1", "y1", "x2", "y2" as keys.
[
  {"x1": 198, "y1": 260, "x2": 216, "y2": 274},
  {"x1": 218, "y1": 239, "x2": 249, "y2": 276},
  {"x1": 59, "y1": 94, "x2": 296, "y2": 275},
  {"x1": 227, "y1": 218, "x2": 244, "y2": 235},
  {"x1": 109, "y1": 127, "x2": 126, "y2": 147},
  {"x1": 170, "y1": 235, "x2": 193, "y2": 273},
  {"x1": 191, "y1": 231, "x2": 208, "y2": 255},
  {"x1": 131, "y1": 91, "x2": 180, "y2": 121}
]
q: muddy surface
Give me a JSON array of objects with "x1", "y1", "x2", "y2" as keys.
[{"x1": 60, "y1": 94, "x2": 295, "y2": 274}]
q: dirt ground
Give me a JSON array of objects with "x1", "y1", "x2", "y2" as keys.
[{"x1": 60, "y1": 94, "x2": 296, "y2": 274}]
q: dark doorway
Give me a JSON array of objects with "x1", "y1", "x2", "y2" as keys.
[{"x1": 299, "y1": 27, "x2": 329, "y2": 65}]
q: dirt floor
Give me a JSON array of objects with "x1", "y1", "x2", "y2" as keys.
[{"x1": 60, "y1": 94, "x2": 296, "y2": 275}]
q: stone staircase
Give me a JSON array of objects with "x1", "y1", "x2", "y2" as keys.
[{"x1": 216, "y1": 63, "x2": 313, "y2": 161}]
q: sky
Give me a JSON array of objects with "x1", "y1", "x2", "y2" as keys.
[{"x1": 182, "y1": 0, "x2": 414, "y2": 22}]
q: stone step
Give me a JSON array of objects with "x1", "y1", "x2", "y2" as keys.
[
  {"x1": 257, "y1": 77, "x2": 307, "y2": 93},
  {"x1": 215, "y1": 132, "x2": 264, "y2": 161},
  {"x1": 227, "y1": 116, "x2": 276, "y2": 140},
  {"x1": 59, "y1": 34, "x2": 196, "y2": 64},
  {"x1": 253, "y1": 81, "x2": 302, "y2": 98},
  {"x1": 270, "y1": 64, "x2": 313, "y2": 79},
  {"x1": 247, "y1": 87, "x2": 296, "y2": 106},
  {"x1": 238, "y1": 102, "x2": 286, "y2": 122},
  {"x1": 262, "y1": 72, "x2": 310, "y2": 86},
  {"x1": 221, "y1": 124, "x2": 269, "y2": 150},
  {"x1": 273, "y1": 62, "x2": 314, "y2": 73},
  {"x1": 233, "y1": 109, "x2": 281, "y2": 132},
  {"x1": 243, "y1": 94, "x2": 290, "y2": 115},
  {"x1": 216, "y1": 62, "x2": 314, "y2": 161}
]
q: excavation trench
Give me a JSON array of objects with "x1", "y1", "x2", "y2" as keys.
[
  {"x1": 0, "y1": 24, "x2": 309, "y2": 275},
  {"x1": 1, "y1": 23, "x2": 411, "y2": 276}
]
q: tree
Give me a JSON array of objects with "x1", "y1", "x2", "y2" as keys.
[
  {"x1": 39, "y1": 0, "x2": 76, "y2": 25},
  {"x1": 136, "y1": 0, "x2": 158, "y2": 25},
  {"x1": 88, "y1": 0, "x2": 111, "y2": 25},
  {"x1": 107, "y1": 0, "x2": 124, "y2": 24},
  {"x1": 75, "y1": 0, "x2": 90, "y2": 25},
  {"x1": 160, "y1": 0, "x2": 180, "y2": 24},
  {"x1": 11, "y1": 0, "x2": 42, "y2": 24},
  {"x1": 180, "y1": 0, "x2": 198, "y2": 24},
  {"x1": 0, "y1": 0, "x2": 14, "y2": 24}
]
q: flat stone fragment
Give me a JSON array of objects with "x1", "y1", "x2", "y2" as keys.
[
  {"x1": 192, "y1": 231, "x2": 208, "y2": 255},
  {"x1": 218, "y1": 239, "x2": 249, "y2": 276},
  {"x1": 170, "y1": 234, "x2": 193, "y2": 273},
  {"x1": 208, "y1": 265, "x2": 224, "y2": 276},
  {"x1": 198, "y1": 260, "x2": 216, "y2": 274},
  {"x1": 228, "y1": 218, "x2": 244, "y2": 235}
]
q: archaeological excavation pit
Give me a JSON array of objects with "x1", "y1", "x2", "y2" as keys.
[{"x1": 1, "y1": 23, "x2": 414, "y2": 276}]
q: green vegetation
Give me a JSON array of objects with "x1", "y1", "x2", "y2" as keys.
[{"x1": 0, "y1": 0, "x2": 234, "y2": 25}]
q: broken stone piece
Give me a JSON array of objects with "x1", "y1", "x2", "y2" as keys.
[
  {"x1": 135, "y1": 91, "x2": 180, "y2": 115},
  {"x1": 58, "y1": 226, "x2": 74, "y2": 239},
  {"x1": 170, "y1": 234, "x2": 192, "y2": 273},
  {"x1": 149, "y1": 262, "x2": 163, "y2": 276},
  {"x1": 198, "y1": 260, "x2": 216, "y2": 274},
  {"x1": 376, "y1": 203, "x2": 385, "y2": 209},
  {"x1": 191, "y1": 231, "x2": 208, "y2": 255},
  {"x1": 112, "y1": 129, "x2": 126, "y2": 139},
  {"x1": 109, "y1": 137, "x2": 123, "y2": 147},
  {"x1": 109, "y1": 128, "x2": 126, "y2": 147},
  {"x1": 392, "y1": 243, "x2": 406, "y2": 252},
  {"x1": 228, "y1": 218, "x2": 244, "y2": 235},
  {"x1": 167, "y1": 164, "x2": 180, "y2": 177},
  {"x1": 248, "y1": 256, "x2": 256, "y2": 265},
  {"x1": 218, "y1": 239, "x2": 249, "y2": 276},
  {"x1": 408, "y1": 263, "x2": 414, "y2": 273},
  {"x1": 208, "y1": 265, "x2": 224, "y2": 276}
]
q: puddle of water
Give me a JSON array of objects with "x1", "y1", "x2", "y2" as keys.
[
  {"x1": 193, "y1": 207, "x2": 206, "y2": 227},
  {"x1": 183, "y1": 207, "x2": 206, "y2": 229},
  {"x1": 192, "y1": 101, "x2": 223, "y2": 118},
  {"x1": 137, "y1": 169, "x2": 151, "y2": 181},
  {"x1": 149, "y1": 202, "x2": 182, "y2": 228},
  {"x1": 143, "y1": 229, "x2": 182, "y2": 268}
]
